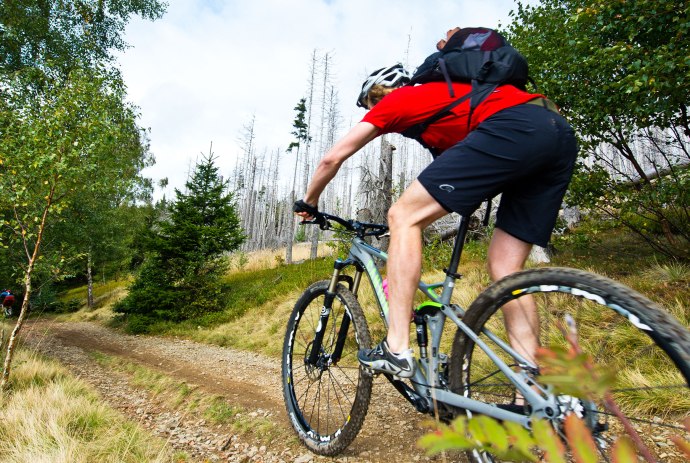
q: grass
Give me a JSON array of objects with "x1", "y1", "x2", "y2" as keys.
[
  {"x1": 0, "y1": 348, "x2": 177, "y2": 463},
  {"x1": 227, "y1": 242, "x2": 334, "y2": 274},
  {"x1": 59, "y1": 278, "x2": 131, "y2": 305}
]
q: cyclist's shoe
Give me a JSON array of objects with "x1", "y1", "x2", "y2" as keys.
[{"x1": 358, "y1": 339, "x2": 414, "y2": 378}]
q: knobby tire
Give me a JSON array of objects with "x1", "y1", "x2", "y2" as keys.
[
  {"x1": 450, "y1": 267, "x2": 690, "y2": 463},
  {"x1": 282, "y1": 281, "x2": 373, "y2": 455}
]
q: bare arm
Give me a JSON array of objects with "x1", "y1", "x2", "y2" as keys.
[{"x1": 300, "y1": 122, "x2": 379, "y2": 211}]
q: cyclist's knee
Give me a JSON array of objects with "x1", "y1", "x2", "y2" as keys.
[
  {"x1": 387, "y1": 202, "x2": 407, "y2": 229},
  {"x1": 389, "y1": 191, "x2": 447, "y2": 231},
  {"x1": 488, "y1": 256, "x2": 525, "y2": 282},
  {"x1": 388, "y1": 202, "x2": 426, "y2": 231}
]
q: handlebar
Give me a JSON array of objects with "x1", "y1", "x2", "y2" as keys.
[{"x1": 299, "y1": 211, "x2": 389, "y2": 239}]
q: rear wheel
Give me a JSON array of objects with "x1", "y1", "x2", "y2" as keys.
[
  {"x1": 282, "y1": 281, "x2": 373, "y2": 455},
  {"x1": 450, "y1": 267, "x2": 690, "y2": 462}
]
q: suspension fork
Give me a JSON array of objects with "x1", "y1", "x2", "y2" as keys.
[
  {"x1": 332, "y1": 266, "x2": 365, "y2": 363},
  {"x1": 307, "y1": 259, "x2": 356, "y2": 366}
]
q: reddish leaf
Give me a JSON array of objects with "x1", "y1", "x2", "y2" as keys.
[
  {"x1": 564, "y1": 414, "x2": 598, "y2": 463},
  {"x1": 611, "y1": 437, "x2": 637, "y2": 463},
  {"x1": 670, "y1": 435, "x2": 690, "y2": 459}
]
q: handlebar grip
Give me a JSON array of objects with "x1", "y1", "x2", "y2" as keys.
[
  {"x1": 294, "y1": 200, "x2": 328, "y2": 229},
  {"x1": 293, "y1": 200, "x2": 318, "y2": 215}
]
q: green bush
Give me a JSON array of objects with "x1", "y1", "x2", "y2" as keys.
[{"x1": 115, "y1": 154, "x2": 244, "y2": 325}]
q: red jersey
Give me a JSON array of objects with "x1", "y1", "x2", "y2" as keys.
[{"x1": 362, "y1": 82, "x2": 543, "y2": 153}]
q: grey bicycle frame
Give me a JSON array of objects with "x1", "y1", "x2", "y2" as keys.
[{"x1": 336, "y1": 230, "x2": 558, "y2": 427}]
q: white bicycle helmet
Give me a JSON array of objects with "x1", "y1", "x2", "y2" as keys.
[{"x1": 356, "y1": 63, "x2": 411, "y2": 108}]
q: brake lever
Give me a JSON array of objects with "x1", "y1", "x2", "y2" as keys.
[{"x1": 300, "y1": 217, "x2": 329, "y2": 230}]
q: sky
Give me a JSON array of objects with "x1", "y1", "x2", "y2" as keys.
[{"x1": 116, "y1": 0, "x2": 528, "y2": 198}]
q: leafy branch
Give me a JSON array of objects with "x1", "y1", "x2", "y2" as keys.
[{"x1": 418, "y1": 315, "x2": 690, "y2": 462}]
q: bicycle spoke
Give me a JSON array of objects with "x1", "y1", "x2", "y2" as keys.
[
  {"x1": 282, "y1": 280, "x2": 372, "y2": 454},
  {"x1": 451, "y1": 268, "x2": 690, "y2": 463},
  {"x1": 326, "y1": 369, "x2": 349, "y2": 424}
]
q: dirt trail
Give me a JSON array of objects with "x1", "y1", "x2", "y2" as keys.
[{"x1": 22, "y1": 319, "x2": 449, "y2": 463}]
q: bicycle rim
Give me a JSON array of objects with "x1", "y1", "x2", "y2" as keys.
[
  {"x1": 282, "y1": 281, "x2": 372, "y2": 455},
  {"x1": 451, "y1": 267, "x2": 690, "y2": 462}
]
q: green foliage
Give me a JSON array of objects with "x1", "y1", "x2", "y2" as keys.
[
  {"x1": 325, "y1": 224, "x2": 355, "y2": 260},
  {"x1": 233, "y1": 251, "x2": 250, "y2": 270},
  {"x1": 506, "y1": 0, "x2": 690, "y2": 259},
  {"x1": 0, "y1": 0, "x2": 166, "y2": 284},
  {"x1": 422, "y1": 238, "x2": 455, "y2": 272},
  {"x1": 159, "y1": 155, "x2": 245, "y2": 270},
  {"x1": 29, "y1": 283, "x2": 80, "y2": 314},
  {"x1": 116, "y1": 153, "x2": 245, "y2": 326},
  {"x1": 294, "y1": 224, "x2": 307, "y2": 242},
  {"x1": 0, "y1": 65, "x2": 152, "y2": 307},
  {"x1": 0, "y1": 0, "x2": 166, "y2": 77},
  {"x1": 287, "y1": 97, "x2": 311, "y2": 153},
  {"x1": 419, "y1": 336, "x2": 690, "y2": 462},
  {"x1": 507, "y1": 0, "x2": 689, "y2": 133},
  {"x1": 1, "y1": 67, "x2": 147, "y2": 227},
  {"x1": 418, "y1": 415, "x2": 567, "y2": 462}
]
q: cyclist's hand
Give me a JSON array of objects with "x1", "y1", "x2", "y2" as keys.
[
  {"x1": 294, "y1": 199, "x2": 318, "y2": 220},
  {"x1": 294, "y1": 200, "x2": 327, "y2": 228}
]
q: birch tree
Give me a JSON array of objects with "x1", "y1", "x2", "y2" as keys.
[{"x1": 0, "y1": 68, "x2": 151, "y2": 388}]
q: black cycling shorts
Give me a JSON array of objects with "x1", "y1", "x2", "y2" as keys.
[{"x1": 417, "y1": 103, "x2": 578, "y2": 247}]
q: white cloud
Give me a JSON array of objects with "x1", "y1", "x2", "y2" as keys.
[{"x1": 116, "y1": 0, "x2": 524, "y2": 197}]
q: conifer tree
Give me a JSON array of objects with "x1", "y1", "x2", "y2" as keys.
[
  {"x1": 286, "y1": 98, "x2": 311, "y2": 263},
  {"x1": 116, "y1": 152, "x2": 245, "y2": 330}
]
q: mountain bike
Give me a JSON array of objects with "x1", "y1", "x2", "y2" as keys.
[{"x1": 281, "y1": 210, "x2": 690, "y2": 462}]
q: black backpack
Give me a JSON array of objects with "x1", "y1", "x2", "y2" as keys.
[{"x1": 402, "y1": 27, "x2": 530, "y2": 156}]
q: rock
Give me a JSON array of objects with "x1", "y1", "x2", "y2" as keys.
[{"x1": 294, "y1": 453, "x2": 313, "y2": 463}]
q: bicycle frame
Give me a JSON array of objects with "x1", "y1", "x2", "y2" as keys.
[{"x1": 321, "y1": 215, "x2": 560, "y2": 427}]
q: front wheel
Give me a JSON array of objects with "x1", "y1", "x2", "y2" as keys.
[
  {"x1": 282, "y1": 280, "x2": 373, "y2": 456},
  {"x1": 450, "y1": 267, "x2": 690, "y2": 462}
]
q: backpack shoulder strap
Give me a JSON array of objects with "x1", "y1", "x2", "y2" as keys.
[{"x1": 400, "y1": 88, "x2": 479, "y2": 155}]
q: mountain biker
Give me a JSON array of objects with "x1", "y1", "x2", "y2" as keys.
[
  {"x1": 1, "y1": 289, "x2": 15, "y2": 317},
  {"x1": 295, "y1": 27, "x2": 578, "y2": 378}
]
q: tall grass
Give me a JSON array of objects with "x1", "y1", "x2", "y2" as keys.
[
  {"x1": 0, "y1": 349, "x2": 175, "y2": 463},
  {"x1": 227, "y1": 242, "x2": 334, "y2": 274}
]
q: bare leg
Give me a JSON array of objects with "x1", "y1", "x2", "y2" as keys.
[
  {"x1": 385, "y1": 180, "x2": 447, "y2": 353},
  {"x1": 487, "y1": 228, "x2": 539, "y2": 365}
]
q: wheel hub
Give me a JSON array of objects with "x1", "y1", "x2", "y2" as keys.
[{"x1": 303, "y1": 341, "x2": 331, "y2": 381}]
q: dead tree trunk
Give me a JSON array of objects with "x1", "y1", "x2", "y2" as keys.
[{"x1": 372, "y1": 138, "x2": 394, "y2": 253}]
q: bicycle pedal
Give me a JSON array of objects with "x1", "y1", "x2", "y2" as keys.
[{"x1": 361, "y1": 366, "x2": 377, "y2": 377}]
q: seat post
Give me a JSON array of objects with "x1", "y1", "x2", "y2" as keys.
[
  {"x1": 448, "y1": 215, "x2": 470, "y2": 274},
  {"x1": 439, "y1": 215, "x2": 470, "y2": 304}
]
